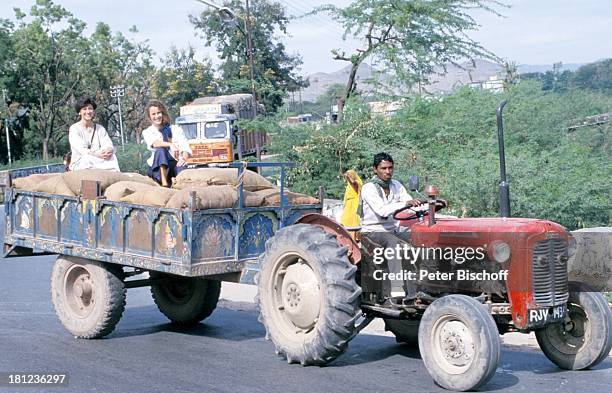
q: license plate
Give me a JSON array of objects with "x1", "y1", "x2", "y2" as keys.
[
  {"x1": 528, "y1": 303, "x2": 567, "y2": 325},
  {"x1": 194, "y1": 149, "x2": 212, "y2": 156}
]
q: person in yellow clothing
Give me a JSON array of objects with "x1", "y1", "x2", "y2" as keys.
[{"x1": 340, "y1": 170, "x2": 363, "y2": 232}]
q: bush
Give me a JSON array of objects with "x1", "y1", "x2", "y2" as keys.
[
  {"x1": 115, "y1": 142, "x2": 149, "y2": 174},
  {"x1": 272, "y1": 82, "x2": 611, "y2": 230}
]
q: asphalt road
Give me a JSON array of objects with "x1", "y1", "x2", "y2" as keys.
[{"x1": 0, "y1": 254, "x2": 611, "y2": 393}]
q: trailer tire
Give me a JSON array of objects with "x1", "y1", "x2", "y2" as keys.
[
  {"x1": 51, "y1": 256, "x2": 126, "y2": 339},
  {"x1": 384, "y1": 319, "x2": 420, "y2": 346},
  {"x1": 535, "y1": 281, "x2": 612, "y2": 370},
  {"x1": 150, "y1": 273, "x2": 221, "y2": 326},
  {"x1": 257, "y1": 224, "x2": 361, "y2": 365},
  {"x1": 418, "y1": 295, "x2": 500, "y2": 392}
]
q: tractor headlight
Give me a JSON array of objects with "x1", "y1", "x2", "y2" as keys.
[
  {"x1": 488, "y1": 241, "x2": 511, "y2": 263},
  {"x1": 567, "y1": 234, "x2": 577, "y2": 258}
]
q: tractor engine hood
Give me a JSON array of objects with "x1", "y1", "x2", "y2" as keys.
[{"x1": 410, "y1": 217, "x2": 568, "y2": 249}]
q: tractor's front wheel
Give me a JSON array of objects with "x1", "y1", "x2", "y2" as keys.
[
  {"x1": 535, "y1": 281, "x2": 612, "y2": 370},
  {"x1": 257, "y1": 224, "x2": 361, "y2": 365},
  {"x1": 418, "y1": 295, "x2": 500, "y2": 391}
]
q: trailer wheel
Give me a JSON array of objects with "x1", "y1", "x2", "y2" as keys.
[
  {"x1": 150, "y1": 272, "x2": 221, "y2": 326},
  {"x1": 51, "y1": 256, "x2": 126, "y2": 339},
  {"x1": 535, "y1": 281, "x2": 612, "y2": 370},
  {"x1": 418, "y1": 295, "x2": 500, "y2": 392},
  {"x1": 257, "y1": 224, "x2": 361, "y2": 365},
  {"x1": 384, "y1": 319, "x2": 420, "y2": 346}
]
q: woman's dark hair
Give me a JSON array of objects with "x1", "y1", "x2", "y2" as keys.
[
  {"x1": 145, "y1": 100, "x2": 171, "y2": 127},
  {"x1": 74, "y1": 97, "x2": 97, "y2": 114},
  {"x1": 373, "y1": 152, "x2": 394, "y2": 167}
]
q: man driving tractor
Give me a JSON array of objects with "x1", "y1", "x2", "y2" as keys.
[{"x1": 360, "y1": 152, "x2": 425, "y2": 304}]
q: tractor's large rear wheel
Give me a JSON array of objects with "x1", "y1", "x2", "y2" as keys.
[
  {"x1": 51, "y1": 256, "x2": 126, "y2": 338},
  {"x1": 418, "y1": 295, "x2": 500, "y2": 391},
  {"x1": 150, "y1": 272, "x2": 221, "y2": 326},
  {"x1": 257, "y1": 224, "x2": 361, "y2": 365},
  {"x1": 535, "y1": 281, "x2": 612, "y2": 370}
]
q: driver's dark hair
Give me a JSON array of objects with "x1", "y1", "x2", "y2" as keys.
[{"x1": 373, "y1": 152, "x2": 394, "y2": 168}]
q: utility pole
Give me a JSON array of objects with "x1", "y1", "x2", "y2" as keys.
[
  {"x1": 2, "y1": 89, "x2": 12, "y2": 166},
  {"x1": 110, "y1": 85, "x2": 125, "y2": 149},
  {"x1": 195, "y1": 0, "x2": 258, "y2": 116},
  {"x1": 245, "y1": 0, "x2": 257, "y2": 117}
]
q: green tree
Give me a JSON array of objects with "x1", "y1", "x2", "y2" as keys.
[
  {"x1": 8, "y1": 0, "x2": 90, "y2": 160},
  {"x1": 190, "y1": 0, "x2": 306, "y2": 113},
  {"x1": 316, "y1": 0, "x2": 504, "y2": 120},
  {"x1": 0, "y1": 18, "x2": 15, "y2": 163},
  {"x1": 272, "y1": 80, "x2": 611, "y2": 229},
  {"x1": 571, "y1": 59, "x2": 612, "y2": 94},
  {"x1": 152, "y1": 46, "x2": 217, "y2": 117},
  {"x1": 84, "y1": 23, "x2": 156, "y2": 145}
]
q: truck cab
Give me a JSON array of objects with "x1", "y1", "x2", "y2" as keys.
[
  {"x1": 175, "y1": 113, "x2": 236, "y2": 164},
  {"x1": 177, "y1": 95, "x2": 267, "y2": 166}
]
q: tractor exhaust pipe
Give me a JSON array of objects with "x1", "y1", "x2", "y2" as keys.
[{"x1": 496, "y1": 100, "x2": 510, "y2": 218}]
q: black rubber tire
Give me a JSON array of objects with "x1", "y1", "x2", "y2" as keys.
[
  {"x1": 418, "y1": 295, "x2": 500, "y2": 392},
  {"x1": 384, "y1": 318, "x2": 420, "y2": 346},
  {"x1": 535, "y1": 281, "x2": 612, "y2": 370},
  {"x1": 50, "y1": 256, "x2": 126, "y2": 339},
  {"x1": 150, "y1": 272, "x2": 221, "y2": 326},
  {"x1": 257, "y1": 224, "x2": 362, "y2": 365}
]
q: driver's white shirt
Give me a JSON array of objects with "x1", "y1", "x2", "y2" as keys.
[{"x1": 361, "y1": 179, "x2": 412, "y2": 232}]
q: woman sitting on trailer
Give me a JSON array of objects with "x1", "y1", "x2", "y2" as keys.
[
  {"x1": 68, "y1": 97, "x2": 120, "y2": 171},
  {"x1": 142, "y1": 100, "x2": 192, "y2": 187}
]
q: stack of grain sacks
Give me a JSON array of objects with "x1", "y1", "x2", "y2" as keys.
[{"x1": 12, "y1": 168, "x2": 318, "y2": 210}]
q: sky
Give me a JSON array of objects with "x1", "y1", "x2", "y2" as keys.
[{"x1": 0, "y1": 0, "x2": 610, "y2": 76}]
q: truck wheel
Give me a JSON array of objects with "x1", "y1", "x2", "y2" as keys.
[
  {"x1": 535, "y1": 281, "x2": 612, "y2": 370},
  {"x1": 50, "y1": 256, "x2": 126, "y2": 339},
  {"x1": 418, "y1": 295, "x2": 500, "y2": 392},
  {"x1": 257, "y1": 224, "x2": 361, "y2": 365},
  {"x1": 384, "y1": 319, "x2": 420, "y2": 346},
  {"x1": 150, "y1": 272, "x2": 221, "y2": 326}
]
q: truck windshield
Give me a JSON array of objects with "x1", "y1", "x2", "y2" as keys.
[
  {"x1": 179, "y1": 123, "x2": 198, "y2": 140},
  {"x1": 204, "y1": 122, "x2": 227, "y2": 139}
]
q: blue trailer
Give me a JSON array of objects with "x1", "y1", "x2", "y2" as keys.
[{"x1": 0, "y1": 162, "x2": 361, "y2": 345}]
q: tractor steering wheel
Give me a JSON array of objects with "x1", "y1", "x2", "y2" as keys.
[{"x1": 393, "y1": 200, "x2": 448, "y2": 221}]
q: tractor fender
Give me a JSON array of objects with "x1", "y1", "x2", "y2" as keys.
[{"x1": 296, "y1": 213, "x2": 361, "y2": 265}]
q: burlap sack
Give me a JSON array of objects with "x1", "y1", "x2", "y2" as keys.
[
  {"x1": 121, "y1": 172, "x2": 159, "y2": 187},
  {"x1": 120, "y1": 186, "x2": 176, "y2": 207},
  {"x1": 12, "y1": 173, "x2": 60, "y2": 191},
  {"x1": 244, "y1": 191, "x2": 264, "y2": 207},
  {"x1": 33, "y1": 176, "x2": 76, "y2": 196},
  {"x1": 104, "y1": 181, "x2": 160, "y2": 202},
  {"x1": 255, "y1": 188, "x2": 319, "y2": 206},
  {"x1": 172, "y1": 168, "x2": 274, "y2": 191},
  {"x1": 62, "y1": 169, "x2": 126, "y2": 195},
  {"x1": 166, "y1": 186, "x2": 237, "y2": 209},
  {"x1": 165, "y1": 186, "x2": 263, "y2": 210},
  {"x1": 63, "y1": 169, "x2": 158, "y2": 195}
]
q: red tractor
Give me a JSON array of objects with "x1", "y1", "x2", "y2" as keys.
[{"x1": 256, "y1": 102, "x2": 611, "y2": 391}]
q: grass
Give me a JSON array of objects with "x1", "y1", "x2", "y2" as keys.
[{"x1": 0, "y1": 157, "x2": 62, "y2": 171}]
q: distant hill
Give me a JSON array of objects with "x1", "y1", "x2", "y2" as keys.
[
  {"x1": 302, "y1": 63, "x2": 380, "y2": 102},
  {"x1": 299, "y1": 60, "x2": 586, "y2": 102}
]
